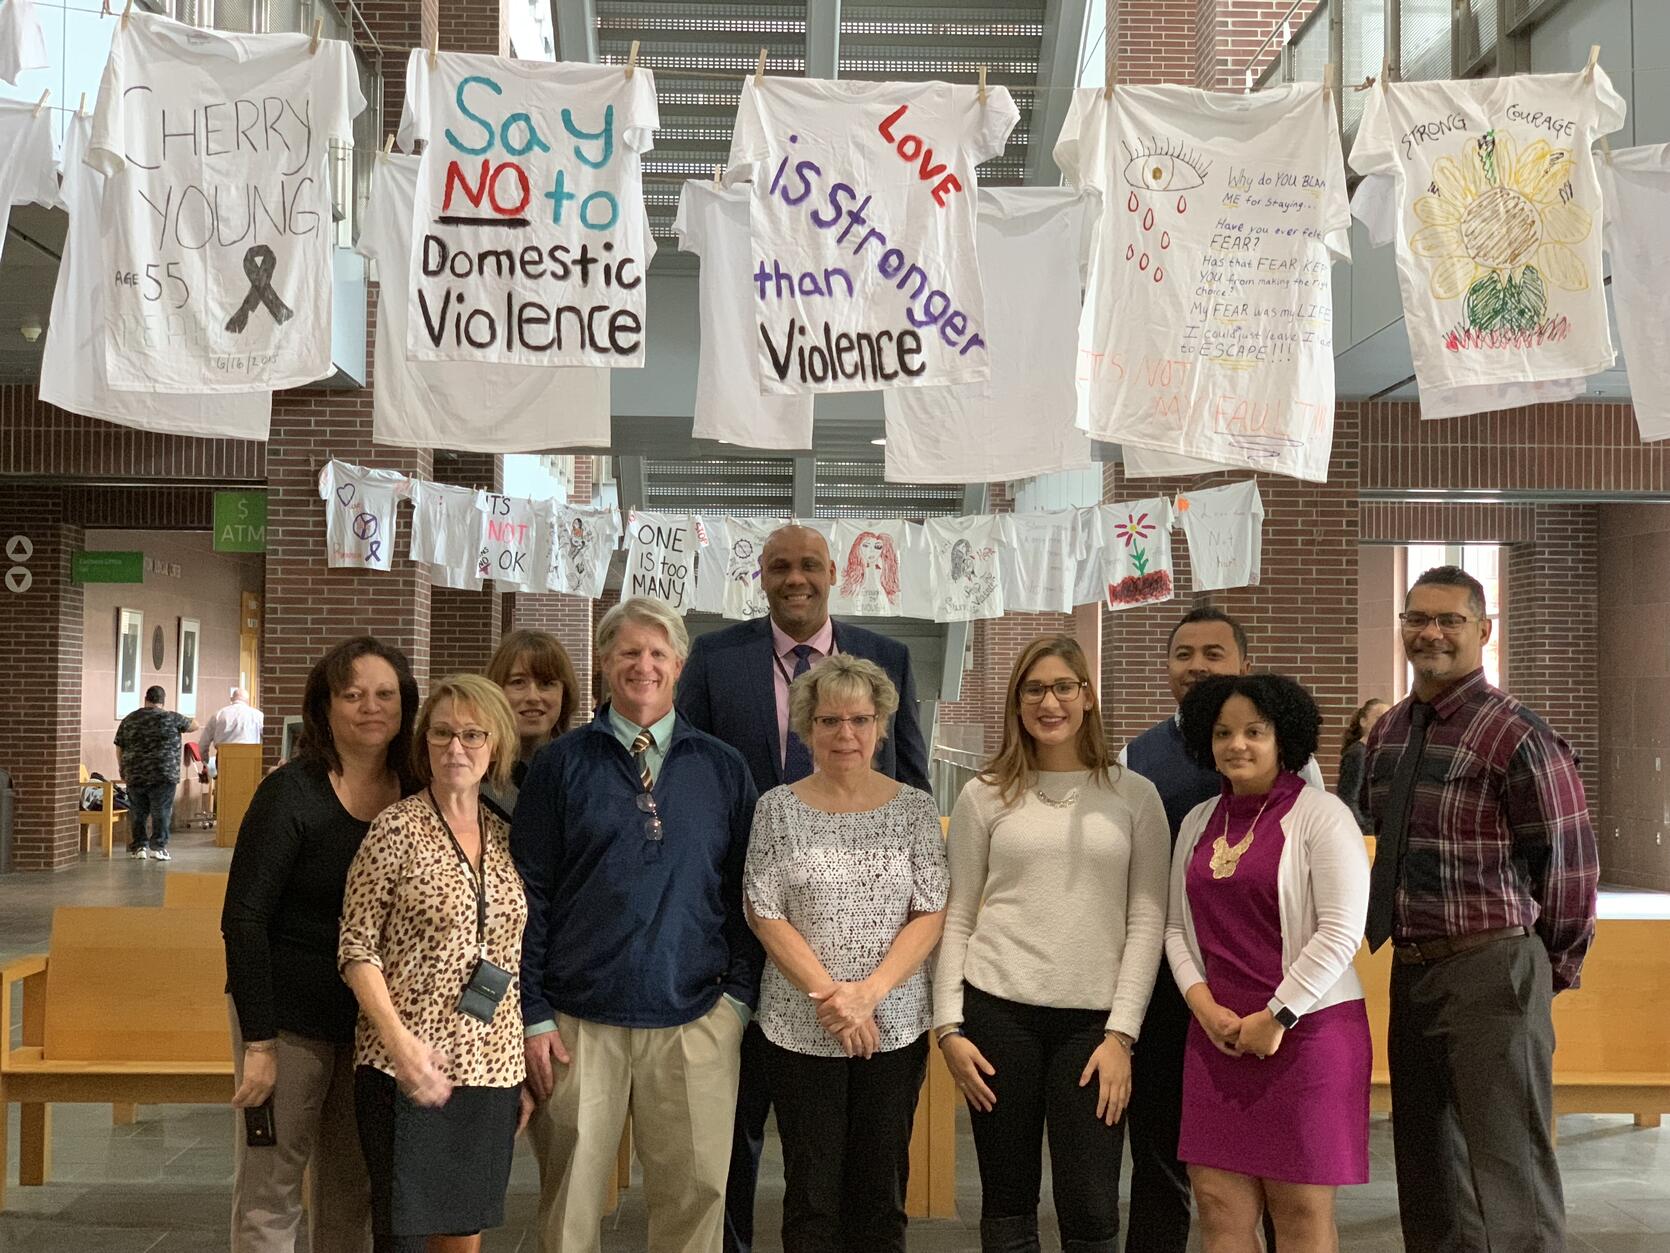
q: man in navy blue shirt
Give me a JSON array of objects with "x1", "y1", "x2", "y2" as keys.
[{"x1": 513, "y1": 597, "x2": 760, "y2": 1253}]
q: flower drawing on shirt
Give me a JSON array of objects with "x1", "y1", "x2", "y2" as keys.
[
  {"x1": 841, "y1": 531, "x2": 901, "y2": 615},
  {"x1": 1107, "y1": 510, "x2": 1173, "y2": 608},
  {"x1": 1119, "y1": 136, "x2": 1210, "y2": 286},
  {"x1": 1410, "y1": 131, "x2": 1591, "y2": 352}
]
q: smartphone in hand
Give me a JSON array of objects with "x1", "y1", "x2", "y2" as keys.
[{"x1": 244, "y1": 1099, "x2": 276, "y2": 1148}]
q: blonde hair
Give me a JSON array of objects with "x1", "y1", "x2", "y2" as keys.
[
  {"x1": 787, "y1": 654, "x2": 899, "y2": 743},
  {"x1": 979, "y1": 635, "x2": 1115, "y2": 808},
  {"x1": 411, "y1": 674, "x2": 519, "y2": 789},
  {"x1": 596, "y1": 597, "x2": 691, "y2": 663}
]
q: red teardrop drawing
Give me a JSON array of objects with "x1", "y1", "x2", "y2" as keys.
[
  {"x1": 1177, "y1": 195, "x2": 1188, "y2": 213},
  {"x1": 1154, "y1": 267, "x2": 1165, "y2": 283},
  {"x1": 1126, "y1": 244, "x2": 1135, "y2": 260},
  {"x1": 1142, "y1": 207, "x2": 1155, "y2": 231},
  {"x1": 1139, "y1": 253, "x2": 1150, "y2": 271},
  {"x1": 1161, "y1": 231, "x2": 1170, "y2": 250},
  {"x1": 1128, "y1": 191, "x2": 1140, "y2": 212}
]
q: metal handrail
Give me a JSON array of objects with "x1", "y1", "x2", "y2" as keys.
[{"x1": 1239, "y1": 0, "x2": 1314, "y2": 85}]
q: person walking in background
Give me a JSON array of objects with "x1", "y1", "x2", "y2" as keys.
[
  {"x1": 221, "y1": 637, "x2": 418, "y2": 1253},
  {"x1": 936, "y1": 636, "x2": 1170, "y2": 1253},
  {"x1": 115, "y1": 684, "x2": 198, "y2": 861},
  {"x1": 1335, "y1": 698, "x2": 1386, "y2": 834},
  {"x1": 677, "y1": 522, "x2": 931, "y2": 1253},
  {"x1": 483, "y1": 629, "x2": 580, "y2": 819},
  {"x1": 340, "y1": 674, "x2": 529, "y2": 1253},
  {"x1": 1364, "y1": 565, "x2": 1598, "y2": 1252},
  {"x1": 743, "y1": 654, "x2": 947, "y2": 1253},
  {"x1": 1167, "y1": 674, "x2": 1372, "y2": 1253}
]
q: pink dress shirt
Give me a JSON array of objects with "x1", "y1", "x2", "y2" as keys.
[{"x1": 770, "y1": 617, "x2": 836, "y2": 770}]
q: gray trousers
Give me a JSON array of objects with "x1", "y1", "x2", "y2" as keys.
[
  {"x1": 230, "y1": 1002, "x2": 372, "y2": 1253},
  {"x1": 1388, "y1": 934, "x2": 1565, "y2": 1253}
]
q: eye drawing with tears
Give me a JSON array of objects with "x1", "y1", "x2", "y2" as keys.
[{"x1": 1119, "y1": 136, "x2": 1212, "y2": 286}]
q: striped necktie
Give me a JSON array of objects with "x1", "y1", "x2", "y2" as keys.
[{"x1": 630, "y1": 728, "x2": 655, "y2": 791}]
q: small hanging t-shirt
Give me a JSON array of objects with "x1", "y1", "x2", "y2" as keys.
[
  {"x1": 1094, "y1": 498, "x2": 1176, "y2": 611},
  {"x1": 1600, "y1": 144, "x2": 1670, "y2": 443},
  {"x1": 883, "y1": 186, "x2": 1098, "y2": 484},
  {"x1": 86, "y1": 12, "x2": 365, "y2": 392},
  {"x1": 1175, "y1": 480, "x2": 1263, "y2": 592},
  {"x1": 397, "y1": 50, "x2": 659, "y2": 369},
  {"x1": 0, "y1": 0, "x2": 46, "y2": 85},
  {"x1": 830, "y1": 519, "x2": 920, "y2": 618},
  {"x1": 476, "y1": 493, "x2": 545, "y2": 591},
  {"x1": 0, "y1": 95, "x2": 57, "y2": 269},
  {"x1": 42, "y1": 114, "x2": 274, "y2": 438},
  {"x1": 1348, "y1": 70, "x2": 1625, "y2": 412},
  {"x1": 727, "y1": 76, "x2": 1019, "y2": 395},
  {"x1": 924, "y1": 515, "x2": 1005, "y2": 623},
  {"x1": 1055, "y1": 84, "x2": 1349, "y2": 483},
  {"x1": 999, "y1": 510, "x2": 1088, "y2": 614},
  {"x1": 356, "y1": 154, "x2": 613, "y2": 451},
  {"x1": 543, "y1": 502, "x2": 622, "y2": 597},
  {"x1": 624, "y1": 510, "x2": 698, "y2": 612},
  {"x1": 407, "y1": 480, "x2": 489, "y2": 592},
  {"x1": 319, "y1": 460, "x2": 409, "y2": 572},
  {"x1": 675, "y1": 180, "x2": 814, "y2": 449},
  {"x1": 693, "y1": 515, "x2": 780, "y2": 619}
]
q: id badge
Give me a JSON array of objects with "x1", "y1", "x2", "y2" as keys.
[{"x1": 457, "y1": 954, "x2": 514, "y2": 1024}]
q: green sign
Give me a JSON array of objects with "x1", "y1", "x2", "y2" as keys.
[
  {"x1": 214, "y1": 491, "x2": 267, "y2": 553},
  {"x1": 72, "y1": 551, "x2": 144, "y2": 583}
]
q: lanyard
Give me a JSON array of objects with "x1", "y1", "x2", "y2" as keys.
[
  {"x1": 427, "y1": 789, "x2": 488, "y2": 958},
  {"x1": 771, "y1": 629, "x2": 839, "y2": 687}
]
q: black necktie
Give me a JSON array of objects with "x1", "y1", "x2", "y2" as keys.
[
  {"x1": 781, "y1": 644, "x2": 816, "y2": 783},
  {"x1": 1365, "y1": 702, "x2": 1433, "y2": 951}
]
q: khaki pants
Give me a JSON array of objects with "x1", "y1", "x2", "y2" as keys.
[
  {"x1": 229, "y1": 1002, "x2": 372, "y2": 1253},
  {"x1": 530, "y1": 999, "x2": 745, "y2": 1253}
]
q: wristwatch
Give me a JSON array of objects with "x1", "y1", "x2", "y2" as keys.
[{"x1": 1268, "y1": 999, "x2": 1300, "y2": 1030}]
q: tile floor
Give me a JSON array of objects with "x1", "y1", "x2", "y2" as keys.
[{"x1": 4, "y1": 831, "x2": 1668, "y2": 1251}]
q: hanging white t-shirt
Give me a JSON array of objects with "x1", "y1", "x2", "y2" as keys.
[
  {"x1": 675, "y1": 180, "x2": 814, "y2": 449},
  {"x1": 999, "y1": 510, "x2": 1088, "y2": 614},
  {"x1": 1599, "y1": 144, "x2": 1670, "y2": 443},
  {"x1": 544, "y1": 501, "x2": 622, "y2": 597},
  {"x1": 396, "y1": 51, "x2": 658, "y2": 369},
  {"x1": 319, "y1": 460, "x2": 408, "y2": 572},
  {"x1": 1069, "y1": 505, "x2": 1110, "y2": 607},
  {"x1": 356, "y1": 154, "x2": 612, "y2": 451},
  {"x1": 86, "y1": 13, "x2": 365, "y2": 392},
  {"x1": 1175, "y1": 480, "x2": 1263, "y2": 592},
  {"x1": 728, "y1": 77, "x2": 1019, "y2": 394},
  {"x1": 42, "y1": 115, "x2": 274, "y2": 438},
  {"x1": 0, "y1": 0, "x2": 46, "y2": 85},
  {"x1": 924, "y1": 515, "x2": 1005, "y2": 622},
  {"x1": 407, "y1": 480, "x2": 489, "y2": 591},
  {"x1": 475, "y1": 493, "x2": 544, "y2": 590},
  {"x1": 1095, "y1": 498, "x2": 1176, "y2": 611},
  {"x1": 884, "y1": 187, "x2": 1099, "y2": 483},
  {"x1": 0, "y1": 95, "x2": 57, "y2": 268},
  {"x1": 693, "y1": 515, "x2": 779, "y2": 619},
  {"x1": 1348, "y1": 70, "x2": 1625, "y2": 414},
  {"x1": 624, "y1": 510, "x2": 697, "y2": 612},
  {"x1": 1056, "y1": 84, "x2": 1349, "y2": 483},
  {"x1": 830, "y1": 519, "x2": 920, "y2": 618}
]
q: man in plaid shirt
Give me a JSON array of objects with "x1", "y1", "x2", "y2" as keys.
[{"x1": 1362, "y1": 564, "x2": 1597, "y2": 1253}]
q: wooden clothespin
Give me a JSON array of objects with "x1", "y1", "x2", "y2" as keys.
[
  {"x1": 713, "y1": 163, "x2": 722, "y2": 186},
  {"x1": 310, "y1": 18, "x2": 322, "y2": 54},
  {"x1": 1322, "y1": 62, "x2": 1335, "y2": 100},
  {"x1": 1599, "y1": 134, "x2": 1614, "y2": 167},
  {"x1": 382, "y1": 133, "x2": 395, "y2": 157},
  {"x1": 429, "y1": 32, "x2": 439, "y2": 70},
  {"x1": 78, "y1": 92, "x2": 86, "y2": 116},
  {"x1": 754, "y1": 49, "x2": 767, "y2": 86},
  {"x1": 1380, "y1": 55, "x2": 1392, "y2": 87},
  {"x1": 121, "y1": 0, "x2": 132, "y2": 29},
  {"x1": 33, "y1": 89, "x2": 49, "y2": 117},
  {"x1": 100, "y1": 0, "x2": 109, "y2": 16},
  {"x1": 625, "y1": 39, "x2": 639, "y2": 78},
  {"x1": 1353, "y1": 74, "x2": 1376, "y2": 93},
  {"x1": 1585, "y1": 44, "x2": 1600, "y2": 82},
  {"x1": 977, "y1": 65, "x2": 987, "y2": 104}
]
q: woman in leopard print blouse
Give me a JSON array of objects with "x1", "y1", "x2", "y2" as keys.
[{"x1": 339, "y1": 673, "x2": 529, "y2": 1252}]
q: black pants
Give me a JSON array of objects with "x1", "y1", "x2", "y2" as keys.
[
  {"x1": 963, "y1": 985, "x2": 1124, "y2": 1253},
  {"x1": 1389, "y1": 934, "x2": 1564, "y2": 1253},
  {"x1": 723, "y1": 1020, "x2": 773, "y2": 1253},
  {"x1": 759, "y1": 1031, "x2": 928, "y2": 1253},
  {"x1": 1123, "y1": 971, "x2": 1191, "y2": 1253},
  {"x1": 126, "y1": 780, "x2": 176, "y2": 851}
]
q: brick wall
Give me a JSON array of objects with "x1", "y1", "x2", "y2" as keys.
[
  {"x1": 1116, "y1": 0, "x2": 1198, "y2": 85},
  {"x1": 429, "y1": 453, "x2": 503, "y2": 679},
  {"x1": 1198, "y1": 0, "x2": 1320, "y2": 91},
  {"x1": 0, "y1": 388, "x2": 264, "y2": 481}
]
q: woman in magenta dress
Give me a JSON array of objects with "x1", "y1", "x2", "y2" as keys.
[{"x1": 1164, "y1": 674, "x2": 1372, "y2": 1253}]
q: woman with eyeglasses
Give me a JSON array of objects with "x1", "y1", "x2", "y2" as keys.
[
  {"x1": 934, "y1": 635, "x2": 1170, "y2": 1253},
  {"x1": 338, "y1": 674, "x2": 530, "y2": 1253},
  {"x1": 743, "y1": 653, "x2": 948, "y2": 1253}
]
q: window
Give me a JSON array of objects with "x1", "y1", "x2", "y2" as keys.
[{"x1": 1402, "y1": 543, "x2": 1504, "y2": 690}]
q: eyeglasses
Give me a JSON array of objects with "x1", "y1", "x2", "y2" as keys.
[
  {"x1": 811, "y1": 714, "x2": 878, "y2": 732},
  {"x1": 1019, "y1": 680, "x2": 1088, "y2": 704},
  {"x1": 426, "y1": 727, "x2": 491, "y2": 749},
  {"x1": 1398, "y1": 612, "x2": 1476, "y2": 633},
  {"x1": 635, "y1": 791, "x2": 664, "y2": 860}
]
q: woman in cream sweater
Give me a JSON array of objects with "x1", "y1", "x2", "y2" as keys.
[{"x1": 934, "y1": 635, "x2": 1170, "y2": 1253}]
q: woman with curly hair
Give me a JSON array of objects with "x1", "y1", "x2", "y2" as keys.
[{"x1": 1167, "y1": 674, "x2": 1371, "y2": 1253}]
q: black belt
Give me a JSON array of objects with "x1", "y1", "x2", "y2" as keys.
[{"x1": 1393, "y1": 925, "x2": 1528, "y2": 965}]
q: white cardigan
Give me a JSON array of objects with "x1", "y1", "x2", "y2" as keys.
[{"x1": 1164, "y1": 782, "x2": 1370, "y2": 1019}]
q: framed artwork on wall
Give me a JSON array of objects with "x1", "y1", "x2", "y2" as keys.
[
  {"x1": 177, "y1": 618, "x2": 201, "y2": 717},
  {"x1": 116, "y1": 609, "x2": 144, "y2": 717}
]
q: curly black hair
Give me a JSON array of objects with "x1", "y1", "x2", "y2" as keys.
[{"x1": 1179, "y1": 673, "x2": 1321, "y2": 775}]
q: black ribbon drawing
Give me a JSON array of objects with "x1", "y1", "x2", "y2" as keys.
[{"x1": 224, "y1": 245, "x2": 295, "y2": 333}]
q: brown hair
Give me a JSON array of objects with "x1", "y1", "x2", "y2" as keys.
[
  {"x1": 295, "y1": 636, "x2": 420, "y2": 781},
  {"x1": 978, "y1": 635, "x2": 1115, "y2": 809},
  {"x1": 411, "y1": 674, "x2": 520, "y2": 789},
  {"x1": 485, "y1": 630, "x2": 580, "y2": 737},
  {"x1": 1342, "y1": 697, "x2": 1388, "y2": 754}
]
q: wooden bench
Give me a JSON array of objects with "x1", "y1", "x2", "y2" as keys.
[
  {"x1": 0, "y1": 906, "x2": 234, "y2": 1208},
  {"x1": 162, "y1": 872, "x2": 229, "y2": 910},
  {"x1": 76, "y1": 776, "x2": 126, "y2": 860}
]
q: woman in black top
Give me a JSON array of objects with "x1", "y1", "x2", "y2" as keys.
[
  {"x1": 482, "y1": 630, "x2": 578, "y2": 820},
  {"x1": 222, "y1": 636, "x2": 417, "y2": 1253},
  {"x1": 1335, "y1": 697, "x2": 1388, "y2": 835}
]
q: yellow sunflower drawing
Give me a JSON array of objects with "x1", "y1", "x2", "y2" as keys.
[{"x1": 1408, "y1": 131, "x2": 1592, "y2": 336}]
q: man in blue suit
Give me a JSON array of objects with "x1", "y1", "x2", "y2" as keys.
[{"x1": 678, "y1": 522, "x2": 932, "y2": 1253}]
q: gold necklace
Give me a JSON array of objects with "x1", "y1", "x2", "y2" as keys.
[{"x1": 1209, "y1": 793, "x2": 1271, "y2": 880}]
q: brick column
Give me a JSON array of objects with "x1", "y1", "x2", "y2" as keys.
[
  {"x1": 0, "y1": 488, "x2": 85, "y2": 870},
  {"x1": 429, "y1": 453, "x2": 503, "y2": 679}
]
